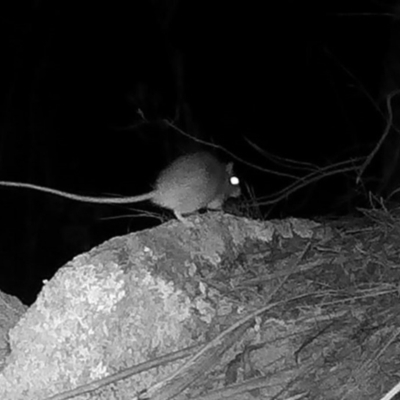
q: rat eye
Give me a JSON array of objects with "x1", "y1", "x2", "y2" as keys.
[{"x1": 230, "y1": 176, "x2": 239, "y2": 186}]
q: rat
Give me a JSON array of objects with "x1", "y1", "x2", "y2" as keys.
[{"x1": 0, "y1": 152, "x2": 240, "y2": 222}]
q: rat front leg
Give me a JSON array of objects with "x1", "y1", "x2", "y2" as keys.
[{"x1": 206, "y1": 198, "x2": 223, "y2": 210}]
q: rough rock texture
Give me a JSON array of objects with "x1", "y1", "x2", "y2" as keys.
[
  {"x1": 0, "y1": 213, "x2": 340, "y2": 400},
  {"x1": 0, "y1": 291, "x2": 27, "y2": 372}
]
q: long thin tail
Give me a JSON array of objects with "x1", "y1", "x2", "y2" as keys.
[{"x1": 0, "y1": 181, "x2": 155, "y2": 204}]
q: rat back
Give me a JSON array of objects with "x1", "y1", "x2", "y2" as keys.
[{"x1": 151, "y1": 152, "x2": 240, "y2": 215}]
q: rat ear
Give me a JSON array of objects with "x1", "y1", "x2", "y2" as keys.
[{"x1": 226, "y1": 162, "x2": 234, "y2": 174}]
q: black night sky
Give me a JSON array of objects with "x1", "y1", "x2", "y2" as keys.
[{"x1": 0, "y1": 0, "x2": 397, "y2": 304}]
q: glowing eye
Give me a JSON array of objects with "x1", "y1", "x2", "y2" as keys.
[{"x1": 230, "y1": 176, "x2": 239, "y2": 186}]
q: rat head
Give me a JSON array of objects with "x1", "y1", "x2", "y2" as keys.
[{"x1": 225, "y1": 162, "x2": 241, "y2": 198}]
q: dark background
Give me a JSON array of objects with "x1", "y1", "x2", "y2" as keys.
[{"x1": 0, "y1": 0, "x2": 397, "y2": 304}]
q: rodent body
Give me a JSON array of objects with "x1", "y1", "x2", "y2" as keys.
[{"x1": 0, "y1": 152, "x2": 240, "y2": 221}]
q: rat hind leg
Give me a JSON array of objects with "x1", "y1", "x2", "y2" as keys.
[
  {"x1": 174, "y1": 211, "x2": 195, "y2": 226},
  {"x1": 174, "y1": 211, "x2": 186, "y2": 222}
]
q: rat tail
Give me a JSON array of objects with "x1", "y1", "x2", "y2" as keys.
[{"x1": 0, "y1": 181, "x2": 156, "y2": 204}]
